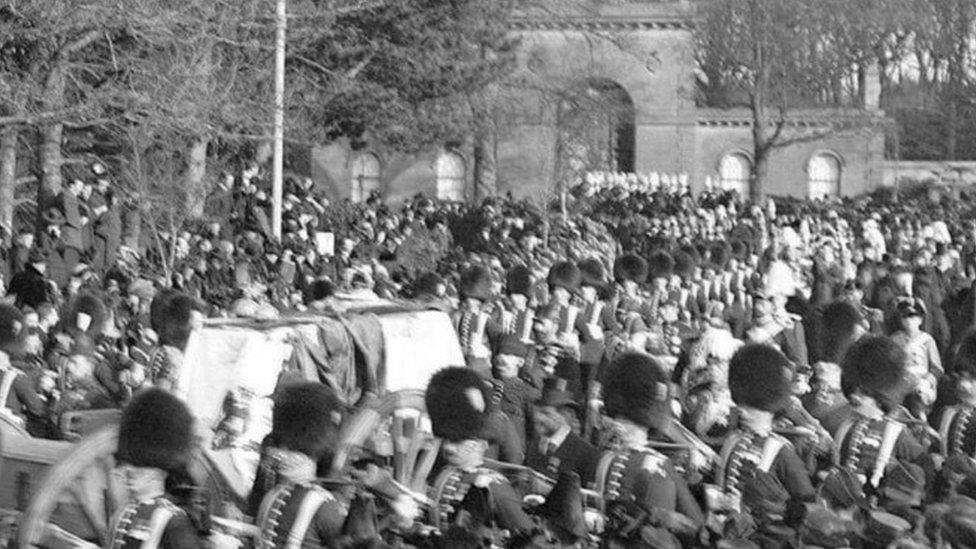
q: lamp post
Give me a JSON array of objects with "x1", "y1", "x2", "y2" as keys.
[{"x1": 272, "y1": 0, "x2": 286, "y2": 240}]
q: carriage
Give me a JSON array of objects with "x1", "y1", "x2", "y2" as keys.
[{"x1": 4, "y1": 299, "x2": 464, "y2": 548}]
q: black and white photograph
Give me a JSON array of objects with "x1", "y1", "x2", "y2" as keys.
[{"x1": 1, "y1": 0, "x2": 976, "y2": 547}]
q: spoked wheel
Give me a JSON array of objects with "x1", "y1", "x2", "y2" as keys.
[
  {"x1": 331, "y1": 390, "x2": 440, "y2": 494},
  {"x1": 18, "y1": 426, "x2": 227, "y2": 549}
]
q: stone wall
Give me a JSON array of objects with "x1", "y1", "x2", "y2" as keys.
[{"x1": 310, "y1": 1, "x2": 887, "y2": 202}]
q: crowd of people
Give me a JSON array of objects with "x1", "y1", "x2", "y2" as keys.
[{"x1": 4, "y1": 161, "x2": 976, "y2": 548}]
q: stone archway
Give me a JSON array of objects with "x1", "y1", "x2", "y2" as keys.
[{"x1": 556, "y1": 79, "x2": 636, "y2": 182}]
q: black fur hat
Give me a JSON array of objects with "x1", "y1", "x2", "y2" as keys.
[
  {"x1": 414, "y1": 272, "x2": 446, "y2": 297},
  {"x1": 729, "y1": 344, "x2": 794, "y2": 412},
  {"x1": 603, "y1": 352, "x2": 671, "y2": 431},
  {"x1": 459, "y1": 266, "x2": 492, "y2": 302},
  {"x1": 673, "y1": 250, "x2": 697, "y2": 280},
  {"x1": 151, "y1": 292, "x2": 203, "y2": 350},
  {"x1": 547, "y1": 261, "x2": 581, "y2": 293},
  {"x1": 505, "y1": 265, "x2": 533, "y2": 298},
  {"x1": 577, "y1": 258, "x2": 607, "y2": 289},
  {"x1": 729, "y1": 239, "x2": 750, "y2": 262},
  {"x1": 117, "y1": 388, "x2": 195, "y2": 472},
  {"x1": 841, "y1": 335, "x2": 912, "y2": 406},
  {"x1": 647, "y1": 251, "x2": 675, "y2": 281},
  {"x1": 272, "y1": 382, "x2": 344, "y2": 459},
  {"x1": 613, "y1": 254, "x2": 648, "y2": 284},
  {"x1": 149, "y1": 288, "x2": 178, "y2": 337},
  {"x1": 953, "y1": 330, "x2": 976, "y2": 378},
  {"x1": 0, "y1": 304, "x2": 26, "y2": 357},
  {"x1": 425, "y1": 367, "x2": 490, "y2": 442},
  {"x1": 63, "y1": 292, "x2": 107, "y2": 339},
  {"x1": 820, "y1": 301, "x2": 865, "y2": 364},
  {"x1": 709, "y1": 242, "x2": 732, "y2": 270}
]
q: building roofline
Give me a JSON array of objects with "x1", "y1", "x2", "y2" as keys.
[
  {"x1": 696, "y1": 107, "x2": 889, "y2": 127},
  {"x1": 511, "y1": 1, "x2": 701, "y2": 31}
]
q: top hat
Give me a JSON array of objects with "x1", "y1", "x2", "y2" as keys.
[
  {"x1": 536, "y1": 377, "x2": 578, "y2": 409},
  {"x1": 42, "y1": 207, "x2": 66, "y2": 226}
]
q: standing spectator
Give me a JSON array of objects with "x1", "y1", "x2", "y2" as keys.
[
  {"x1": 8, "y1": 229, "x2": 34, "y2": 276},
  {"x1": 59, "y1": 178, "x2": 88, "y2": 278},
  {"x1": 93, "y1": 189, "x2": 122, "y2": 272}
]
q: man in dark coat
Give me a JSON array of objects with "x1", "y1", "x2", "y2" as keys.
[
  {"x1": 93, "y1": 189, "x2": 122, "y2": 273},
  {"x1": 526, "y1": 377, "x2": 601, "y2": 485},
  {"x1": 6, "y1": 249, "x2": 52, "y2": 309},
  {"x1": 0, "y1": 304, "x2": 51, "y2": 435},
  {"x1": 59, "y1": 178, "x2": 88, "y2": 276}
]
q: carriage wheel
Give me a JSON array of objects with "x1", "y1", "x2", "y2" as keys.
[
  {"x1": 331, "y1": 389, "x2": 440, "y2": 494},
  {"x1": 18, "y1": 426, "x2": 227, "y2": 549}
]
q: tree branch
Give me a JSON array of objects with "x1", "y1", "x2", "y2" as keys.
[{"x1": 0, "y1": 107, "x2": 89, "y2": 127}]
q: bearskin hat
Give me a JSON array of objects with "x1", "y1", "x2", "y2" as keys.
[
  {"x1": 151, "y1": 291, "x2": 203, "y2": 350},
  {"x1": 459, "y1": 266, "x2": 492, "y2": 302},
  {"x1": 425, "y1": 367, "x2": 490, "y2": 442},
  {"x1": 547, "y1": 261, "x2": 581, "y2": 293},
  {"x1": 0, "y1": 304, "x2": 26, "y2": 357},
  {"x1": 117, "y1": 388, "x2": 195, "y2": 472},
  {"x1": 647, "y1": 251, "x2": 675, "y2": 281},
  {"x1": 577, "y1": 258, "x2": 607, "y2": 289},
  {"x1": 820, "y1": 301, "x2": 865, "y2": 364},
  {"x1": 709, "y1": 242, "x2": 731, "y2": 271},
  {"x1": 954, "y1": 330, "x2": 976, "y2": 378},
  {"x1": 63, "y1": 292, "x2": 107, "y2": 339},
  {"x1": 840, "y1": 335, "x2": 912, "y2": 406},
  {"x1": 149, "y1": 288, "x2": 179, "y2": 334},
  {"x1": 494, "y1": 335, "x2": 530, "y2": 359},
  {"x1": 728, "y1": 344, "x2": 794, "y2": 412},
  {"x1": 613, "y1": 254, "x2": 648, "y2": 284},
  {"x1": 602, "y1": 352, "x2": 671, "y2": 431},
  {"x1": 414, "y1": 272, "x2": 446, "y2": 298},
  {"x1": 729, "y1": 239, "x2": 749, "y2": 262},
  {"x1": 673, "y1": 250, "x2": 697, "y2": 280},
  {"x1": 505, "y1": 265, "x2": 533, "y2": 298},
  {"x1": 272, "y1": 382, "x2": 344, "y2": 459}
]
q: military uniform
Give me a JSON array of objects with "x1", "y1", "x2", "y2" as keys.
[
  {"x1": 148, "y1": 291, "x2": 201, "y2": 391},
  {"x1": 109, "y1": 389, "x2": 207, "y2": 549},
  {"x1": 596, "y1": 352, "x2": 706, "y2": 546},
  {"x1": 453, "y1": 266, "x2": 498, "y2": 378},
  {"x1": 939, "y1": 404, "x2": 976, "y2": 458},
  {"x1": 431, "y1": 466, "x2": 536, "y2": 537},
  {"x1": 426, "y1": 367, "x2": 541, "y2": 544}
]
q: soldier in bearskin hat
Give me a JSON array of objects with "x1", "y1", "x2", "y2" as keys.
[
  {"x1": 425, "y1": 367, "x2": 539, "y2": 544},
  {"x1": 148, "y1": 290, "x2": 205, "y2": 392},
  {"x1": 708, "y1": 344, "x2": 816, "y2": 545},
  {"x1": 576, "y1": 258, "x2": 612, "y2": 425},
  {"x1": 253, "y1": 382, "x2": 418, "y2": 548},
  {"x1": 937, "y1": 331, "x2": 976, "y2": 463},
  {"x1": 452, "y1": 265, "x2": 497, "y2": 378},
  {"x1": 612, "y1": 253, "x2": 648, "y2": 324},
  {"x1": 108, "y1": 388, "x2": 209, "y2": 549},
  {"x1": 0, "y1": 303, "x2": 50, "y2": 434},
  {"x1": 824, "y1": 335, "x2": 934, "y2": 510},
  {"x1": 595, "y1": 352, "x2": 704, "y2": 547},
  {"x1": 642, "y1": 251, "x2": 675, "y2": 323},
  {"x1": 498, "y1": 264, "x2": 536, "y2": 340}
]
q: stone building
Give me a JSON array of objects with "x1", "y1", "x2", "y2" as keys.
[{"x1": 311, "y1": 0, "x2": 887, "y2": 203}]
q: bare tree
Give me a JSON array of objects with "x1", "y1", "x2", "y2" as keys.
[{"x1": 697, "y1": 0, "x2": 914, "y2": 200}]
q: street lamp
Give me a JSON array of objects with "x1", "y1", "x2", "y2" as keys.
[{"x1": 272, "y1": 0, "x2": 286, "y2": 241}]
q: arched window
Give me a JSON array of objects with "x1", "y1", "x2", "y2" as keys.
[
  {"x1": 718, "y1": 152, "x2": 752, "y2": 198},
  {"x1": 351, "y1": 152, "x2": 381, "y2": 203},
  {"x1": 435, "y1": 151, "x2": 466, "y2": 201},
  {"x1": 808, "y1": 153, "x2": 841, "y2": 200}
]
